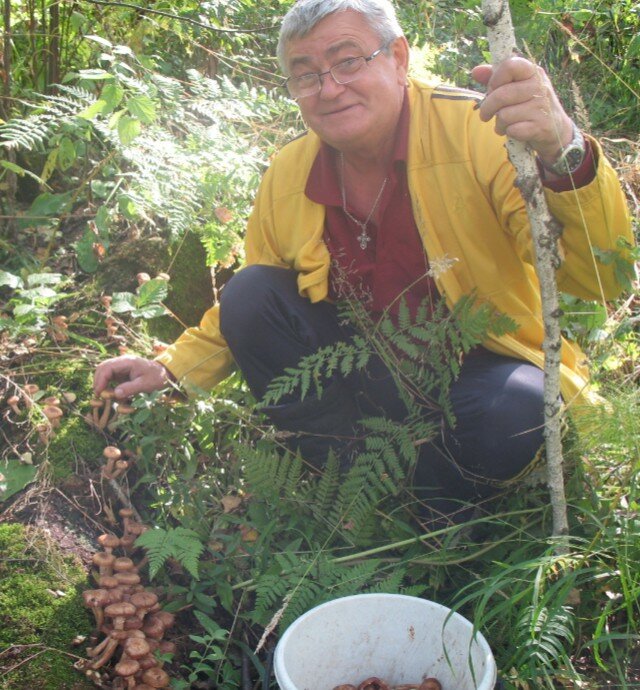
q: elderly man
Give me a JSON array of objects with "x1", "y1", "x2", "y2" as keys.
[{"x1": 95, "y1": 0, "x2": 631, "y2": 522}]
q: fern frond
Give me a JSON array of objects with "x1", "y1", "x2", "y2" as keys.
[{"x1": 136, "y1": 526, "x2": 205, "y2": 580}]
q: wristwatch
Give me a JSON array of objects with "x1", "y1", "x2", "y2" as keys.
[{"x1": 540, "y1": 123, "x2": 586, "y2": 176}]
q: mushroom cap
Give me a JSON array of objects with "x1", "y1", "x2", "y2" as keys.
[
  {"x1": 43, "y1": 405, "x2": 63, "y2": 420},
  {"x1": 137, "y1": 655, "x2": 159, "y2": 671},
  {"x1": 141, "y1": 617, "x2": 165, "y2": 640},
  {"x1": 89, "y1": 399, "x2": 103, "y2": 408},
  {"x1": 103, "y1": 446, "x2": 122, "y2": 460},
  {"x1": 82, "y1": 589, "x2": 111, "y2": 607},
  {"x1": 92, "y1": 552, "x2": 115, "y2": 568},
  {"x1": 119, "y1": 508, "x2": 135, "y2": 519},
  {"x1": 98, "y1": 575, "x2": 119, "y2": 589},
  {"x1": 123, "y1": 636, "x2": 151, "y2": 659},
  {"x1": 114, "y1": 557, "x2": 135, "y2": 572},
  {"x1": 152, "y1": 611, "x2": 175, "y2": 630},
  {"x1": 141, "y1": 667, "x2": 170, "y2": 688},
  {"x1": 98, "y1": 533, "x2": 121, "y2": 550},
  {"x1": 116, "y1": 403, "x2": 136, "y2": 414},
  {"x1": 105, "y1": 601, "x2": 137, "y2": 618},
  {"x1": 157, "y1": 640, "x2": 176, "y2": 655},
  {"x1": 7, "y1": 395, "x2": 20, "y2": 406},
  {"x1": 130, "y1": 591, "x2": 159, "y2": 610},
  {"x1": 114, "y1": 658, "x2": 140, "y2": 677},
  {"x1": 100, "y1": 389, "x2": 116, "y2": 401},
  {"x1": 124, "y1": 616, "x2": 144, "y2": 630},
  {"x1": 116, "y1": 571, "x2": 141, "y2": 587}
]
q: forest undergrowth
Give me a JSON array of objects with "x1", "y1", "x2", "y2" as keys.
[{"x1": 1, "y1": 0, "x2": 639, "y2": 688}]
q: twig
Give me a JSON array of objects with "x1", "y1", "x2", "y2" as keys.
[
  {"x1": 481, "y1": 0, "x2": 569, "y2": 545},
  {"x1": 80, "y1": 0, "x2": 278, "y2": 35}
]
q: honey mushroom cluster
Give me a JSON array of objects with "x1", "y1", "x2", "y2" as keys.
[
  {"x1": 79, "y1": 508, "x2": 175, "y2": 689},
  {"x1": 334, "y1": 677, "x2": 442, "y2": 690},
  {"x1": 4, "y1": 383, "x2": 76, "y2": 443},
  {"x1": 86, "y1": 390, "x2": 135, "y2": 432}
]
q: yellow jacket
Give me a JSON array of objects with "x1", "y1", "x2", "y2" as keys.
[{"x1": 157, "y1": 78, "x2": 632, "y2": 410}]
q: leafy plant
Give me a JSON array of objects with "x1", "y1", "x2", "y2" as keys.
[{"x1": 136, "y1": 526, "x2": 206, "y2": 580}]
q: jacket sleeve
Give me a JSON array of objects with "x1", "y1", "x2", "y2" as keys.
[
  {"x1": 545, "y1": 136, "x2": 633, "y2": 300},
  {"x1": 155, "y1": 163, "x2": 288, "y2": 392},
  {"x1": 474, "y1": 117, "x2": 633, "y2": 302}
]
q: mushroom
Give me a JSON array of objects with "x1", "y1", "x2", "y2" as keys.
[
  {"x1": 110, "y1": 459, "x2": 130, "y2": 480},
  {"x1": 102, "y1": 446, "x2": 122, "y2": 478},
  {"x1": 7, "y1": 395, "x2": 21, "y2": 415},
  {"x1": 98, "y1": 389, "x2": 116, "y2": 429},
  {"x1": 90, "y1": 626, "x2": 132, "y2": 670},
  {"x1": 35, "y1": 422, "x2": 51, "y2": 444},
  {"x1": 92, "y1": 551, "x2": 116, "y2": 578},
  {"x1": 136, "y1": 272, "x2": 151, "y2": 285},
  {"x1": 23, "y1": 383, "x2": 39, "y2": 408},
  {"x1": 358, "y1": 679, "x2": 390, "y2": 690},
  {"x1": 89, "y1": 398, "x2": 104, "y2": 427},
  {"x1": 89, "y1": 601, "x2": 137, "y2": 667},
  {"x1": 114, "y1": 658, "x2": 140, "y2": 689},
  {"x1": 417, "y1": 681, "x2": 442, "y2": 690},
  {"x1": 141, "y1": 667, "x2": 170, "y2": 688},
  {"x1": 82, "y1": 589, "x2": 111, "y2": 631},
  {"x1": 61, "y1": 391, "x2": 77, "y2": 405},
  {"x1": 122, "y1": 636, "x2": 151, "y2": 662},
  {"x1": 43, "y1": 404, "x2": 63, "y2": 429},
  {"x1": 130, "y1": 591, "x2": 158, "y2": 623},
  {"x1": 101, "y1": 295, "x2": 112, "y2": 310},
  {"x1": 98, "y1": 533, "x2": 121, "y2": 556}
]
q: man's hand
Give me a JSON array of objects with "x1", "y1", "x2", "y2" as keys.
[
  {"x1": 472, "y1": 57, "x2": 574, "y2": 166},
  {"x1": 93, "y1": 355, "x2": 173, "y2": 400}
]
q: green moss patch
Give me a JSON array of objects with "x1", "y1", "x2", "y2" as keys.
[{"x1": 0, "y1": 523, "x2": 93, "y2": 690}]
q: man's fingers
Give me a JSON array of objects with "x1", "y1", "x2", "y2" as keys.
[
  {"x1": 112, "y1": 379, "x2": 143, "y2": 400},
  {"x1": 93, "y1": 356, "x2": 138, "y2": 394}
]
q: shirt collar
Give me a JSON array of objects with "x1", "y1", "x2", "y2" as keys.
[{"x1": 305, "y1": 88, "x2": 410, "y2": 207}]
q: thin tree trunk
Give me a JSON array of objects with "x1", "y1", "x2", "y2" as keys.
[
  {"x1": 481, "y1": 0, "x2": 570, "y2": 541},
  {"x1": 1, "y1": 0, "x2": 17, "y2": 223},
  {"x1": 48, "y1": 0, "x2": 60, "y2": 89}
]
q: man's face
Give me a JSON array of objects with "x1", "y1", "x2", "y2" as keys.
[{"x1": 283, "y1": 10, "x2": 408, "y2": 154}]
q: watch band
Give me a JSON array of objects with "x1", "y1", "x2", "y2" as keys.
[{"x1": 540, "y1": 123, "x2": 586, "y2": 176}]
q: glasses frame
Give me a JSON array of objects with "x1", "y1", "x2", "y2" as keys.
[{"x1": 284, "y1": 41, "x2": 392, "y2": 100}]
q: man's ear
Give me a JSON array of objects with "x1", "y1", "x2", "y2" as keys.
[{"x1": 391, "y1": 36, "x2": 410, "y2": 83}]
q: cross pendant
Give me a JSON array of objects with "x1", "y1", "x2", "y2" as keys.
[{"x1": 357, "y1": 229, "x2": 371, "y2": 250}]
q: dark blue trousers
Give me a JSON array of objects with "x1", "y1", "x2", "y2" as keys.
[{"x1": 220, "y1": 265, "x2": 545, "y2": 510}]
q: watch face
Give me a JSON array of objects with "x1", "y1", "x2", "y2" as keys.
[{"x1": 564, "y1": 145, "x2": 585, "y2": 172}]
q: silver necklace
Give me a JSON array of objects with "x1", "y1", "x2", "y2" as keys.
[{"x1": 339, "y1": 152, "x2": 388, "y2": 250}]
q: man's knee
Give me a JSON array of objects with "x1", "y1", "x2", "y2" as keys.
[{"x1": 220, "y1": 265, "x2": 296, "y2": 339}]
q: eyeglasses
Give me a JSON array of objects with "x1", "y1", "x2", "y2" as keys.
[{"x1": 284, "y1": 43, "x2": 391, "y2": 100}]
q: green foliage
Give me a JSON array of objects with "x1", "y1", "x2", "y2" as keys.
[
  {"x1": 0, "y1": 271, "x2": 70, "y2": 335},
  {"x1": 136, "y1": 526, "x2": 206, "y2": 580}
]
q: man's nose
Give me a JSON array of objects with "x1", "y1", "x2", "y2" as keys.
[{"x1": 318, "y1": 71, "x2": 346, "y2": 98}]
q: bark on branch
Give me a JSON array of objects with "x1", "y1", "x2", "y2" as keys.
[{"x1": 481, "y1": 0, "x2": 569, "y2": 540}]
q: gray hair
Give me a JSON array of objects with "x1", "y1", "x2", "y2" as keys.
[{"x1": 277, "y1": 0, "x2": 404, "y2": 74}]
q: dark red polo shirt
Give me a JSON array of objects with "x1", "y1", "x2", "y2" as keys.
[
  {"x1": 305, "y1": 90, "x2": 595, "y2": 320},
  {"x1": 306, "y1": 93, "x2": 437, "y2": 320}
]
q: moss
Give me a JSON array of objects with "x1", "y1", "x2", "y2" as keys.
[
  {"x1": 0, "y1": 523, "x2": 93, "y2": 690},
  {"x1": 46, "y1": 416, "x2": 104, "y2": 483}
]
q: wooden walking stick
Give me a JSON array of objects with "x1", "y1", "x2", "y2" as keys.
[{"x1": 481, "y1": 0, "x2": 570, "y2": 541}]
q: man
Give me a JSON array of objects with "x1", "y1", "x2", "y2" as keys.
[{"x1": 94, "y1": 0, "x2": 632, "y2": 521}]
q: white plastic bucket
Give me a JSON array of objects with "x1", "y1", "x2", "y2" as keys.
[{"x1": 274, "y1": 593, "x2": 496, "y2": 690}]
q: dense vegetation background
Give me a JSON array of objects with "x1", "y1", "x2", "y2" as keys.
[{"x1": 0, "y1": 1, "x2": 638, "y2": 689}]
